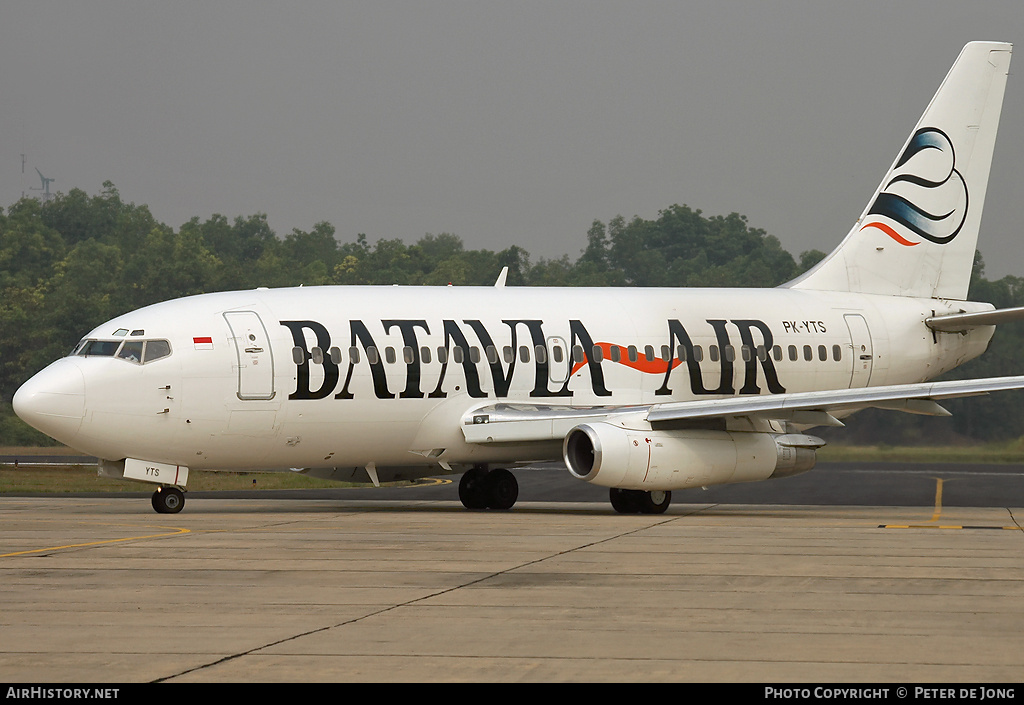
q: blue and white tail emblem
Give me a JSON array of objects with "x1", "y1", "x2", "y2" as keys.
[{"x1": 861, "y1": 127, "x2": 968, "y2": 247}]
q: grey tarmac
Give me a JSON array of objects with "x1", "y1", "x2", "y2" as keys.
[{"x1": 2, "y1": 492, "x2": 1023, "y2": 683}]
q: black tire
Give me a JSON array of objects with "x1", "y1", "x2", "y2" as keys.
[
  {"x1": 152, "y1": 487, "x2": 185, "y2": 514},
  {"x1": 459, "y1": 468, "x2": 489, "y2": 509},
  {"x1": 609, "y1": 488, "x2": 641, "y2": 514},
  {"x1": 637, "y1": 490, "x2": 671, "y2": 514},
  {"x1": 485, "y1": 468, "x2": 518, "y2": 510}
]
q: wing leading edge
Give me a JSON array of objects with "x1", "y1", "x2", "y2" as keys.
[{"x1": 461, "y1": 375, "x2": 1024, "y2": 444}]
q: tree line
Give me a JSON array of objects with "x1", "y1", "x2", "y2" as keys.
[{"x1": 1, "y1": 182, "x2": 1021, "y2": 445}]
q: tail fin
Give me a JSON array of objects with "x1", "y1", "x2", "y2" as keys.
[{"x1": 789, "y1": 41, "x2": 1011, "y2": 300}]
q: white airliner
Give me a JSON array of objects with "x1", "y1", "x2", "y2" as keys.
[{"x1": 13, "y1": 42, "x2": 1024, "y2": 514}]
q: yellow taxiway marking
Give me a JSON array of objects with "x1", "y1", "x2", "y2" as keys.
[
  {"x1": 0, "y1": 524, "x2": 191, "y2": 558},
  {"x1": 879, "y1": 476, "x2": 1023, "y2": 530},
  {"x1": 412, "y1": 477, "x2": 452, "y2": 487},
  {"x1": 881, "y1": 525, "x2": 1023, "y2": 530}
]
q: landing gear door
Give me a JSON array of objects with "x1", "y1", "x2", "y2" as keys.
[
  {"x1": 224, "y1": 311, "x2": 276, "y2": 400},
  {"x1": 843, "y1": 314, "x2": 873, "y2": 388}
]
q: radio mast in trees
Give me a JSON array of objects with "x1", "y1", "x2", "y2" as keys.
[{"x1": 30, "y1": 167, "x2": 55, "y2": 202}]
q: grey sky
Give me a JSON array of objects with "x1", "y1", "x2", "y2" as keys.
[{"x1": 3, "y1": 2, "x2": 1023, "y2": 278}]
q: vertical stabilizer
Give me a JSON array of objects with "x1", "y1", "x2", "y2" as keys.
[{"x1": 788, "y1": 42, "x2": 1011, "y2": 299}]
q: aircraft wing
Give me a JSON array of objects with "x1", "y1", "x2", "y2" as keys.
[{"x1": 461, "y1": 375, "x2": 1024, "y2": 444}]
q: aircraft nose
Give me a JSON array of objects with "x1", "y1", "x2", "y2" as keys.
[{"x1": 13, "y1": 360, "x2": 86, "y2": 443}]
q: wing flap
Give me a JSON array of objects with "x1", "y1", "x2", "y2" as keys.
[
  {"x1": 461, "y1": 376, "x2": 1024, "y2": 443},
  {"x1": 647, "y1": 376, "x2": 1024, "y2": 424}
]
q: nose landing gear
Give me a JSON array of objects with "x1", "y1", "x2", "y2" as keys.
[{"x1": 151, "y1": 486, "x2": 185, "y2": 514}]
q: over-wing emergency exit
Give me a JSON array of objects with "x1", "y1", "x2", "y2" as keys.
[{"x1": 13, "y1": 42, "x2": 1024, "y2": 514}]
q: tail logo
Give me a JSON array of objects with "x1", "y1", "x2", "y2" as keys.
[{"x1": 861, "y1": 127, "x2": 968, "y2": 247}]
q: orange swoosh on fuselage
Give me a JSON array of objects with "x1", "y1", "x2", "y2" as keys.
[{"x1": 570, "y1": 342, "x2": 683, "y2": 375}]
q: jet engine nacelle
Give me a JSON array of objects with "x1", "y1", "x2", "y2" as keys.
[{"x1": 563, "y1": 422, "x2": 820, "y2": 491}]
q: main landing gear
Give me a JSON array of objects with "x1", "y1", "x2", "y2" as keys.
[
  {"x1": 609, "y1": 488, "x2": 671, "y2": 514},
  {"x1": 151, "y1": 486, "x2": 185, "y2": 514},
  {"x1": 459, "y1": 467, "x2": 518, "y2": 510}
]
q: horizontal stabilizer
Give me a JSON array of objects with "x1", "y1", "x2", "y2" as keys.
[{"x1": 926, "y1": 306, "x2": 1024, "y2": 332}]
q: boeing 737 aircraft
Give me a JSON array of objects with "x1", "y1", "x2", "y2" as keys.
[{"x1": 13, "y1": 42, "x2": 1024, "y2": 514}]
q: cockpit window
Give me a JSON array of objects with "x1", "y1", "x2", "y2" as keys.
[
  {"x1": 80, "y1": 340, "x2": 121, "y2": 357},
  {"x1": 73, "y1": 338, "x2": 172, "y2": 364},
  {"x1": 144, "y1": 340, "x2": 171, "y2": 363},
  {"x1": 117, "y1": 341, "x2": 144, "y2": 363}
]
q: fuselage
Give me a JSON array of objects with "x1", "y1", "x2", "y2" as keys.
[{"x1": 13, "y1": 285, "x2": 994, "y2": 473}]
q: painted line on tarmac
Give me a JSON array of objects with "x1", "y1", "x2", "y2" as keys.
[{"x1": 0, "y1": 524, "x2": 191, "y2": 558}]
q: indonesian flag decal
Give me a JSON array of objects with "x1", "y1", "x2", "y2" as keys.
[{"x1": 193, "y1": 336, "x2": 214, "y2": 350}]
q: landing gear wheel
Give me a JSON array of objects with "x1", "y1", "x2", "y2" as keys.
[
  {"x1": 484, "y1": 468, "x2": 518, "y2": 510},
  {"x1": 459, "y1": 468, "x2": 490, "y2": 509},
  {"x1": 609, "y1": 488, "x2": 640, "y2": 514},
  {"x1": 459, "y1": 468, "x2": 519, "y2": 510},
  {"x1": 637, "y1": 490, "x2": 671, "y2": 514},
  {"x1": 610, "y1": 488, "x2": 671, "y2": 514},
  {"x1": 152, "y1": 487, "x2": 185, "y2": 514}
]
